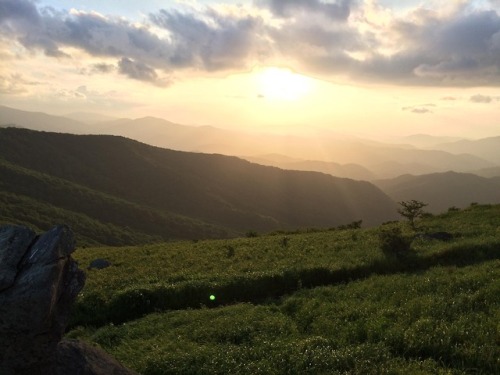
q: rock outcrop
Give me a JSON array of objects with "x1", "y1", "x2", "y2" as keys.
[{"x1": 0, "y1": 225, "x2": 138, "y2": 375}]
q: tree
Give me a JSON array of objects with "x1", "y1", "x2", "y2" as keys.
[{"x1": 398, "y1": 200, "x2": 428, "y2": 229}]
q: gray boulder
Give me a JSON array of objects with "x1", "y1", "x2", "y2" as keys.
[
  {"x1": 0, "y1": 224, "x2": 138, "y2": 375},
  {"x1": 0, "y1": 225, "x2": 36, "y2": 291},
  {"x1": 56, "y1": 339, "x2": 139, "y2": 375}
]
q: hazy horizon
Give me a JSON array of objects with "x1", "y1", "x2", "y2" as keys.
[{"x1": 1, "y1": 0, "x2": 500, "y2": 139}]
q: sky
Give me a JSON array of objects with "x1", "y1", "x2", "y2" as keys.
[{"x1": 1, "y1": 0, "x2": 500, "y2": 138}]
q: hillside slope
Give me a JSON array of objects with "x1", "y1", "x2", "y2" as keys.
[
  {"x1": 0, "y1": 128, "x2": 399, "y2": 237},
  {"x1": 0, "y1": 159, "x2": 230, "y2": 245},
  {"x1": 374, "y1": 171, "x2": 500, "y2": 213}
]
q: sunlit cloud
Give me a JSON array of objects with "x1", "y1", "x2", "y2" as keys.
[
  {"x1": 0, "y1": 73, "x2": 41, "y2": 94},
  {"x1": 149, "y1": 7, "x2": 267, "y2": 71}
]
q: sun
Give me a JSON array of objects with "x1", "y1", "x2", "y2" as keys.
[{"x1": 256, "y1": 67, "x2": 314, "y2": 101}]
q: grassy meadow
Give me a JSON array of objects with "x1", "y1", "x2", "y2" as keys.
[{"x1": 68, "y1": 204, "x2": 500, "y2": 374}]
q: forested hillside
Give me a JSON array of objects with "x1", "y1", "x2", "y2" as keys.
[{"x1": 0, "y1": 128, "x2": 398, "y2": 244}]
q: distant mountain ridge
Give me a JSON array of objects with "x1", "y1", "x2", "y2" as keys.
[
  {"x1": 243, "y1": 154, "x2": 377, "y2": 181},
  {"x1": 398, "y1": 134, "x2": 465, "y2": 148},
  {"x1": 374, "y1": 171, "x2": 500, "y2": 213},
  {"x1": 435, "y1": 136, "x2": 500, "y2": 164},
  {"x1": 0, "y1": 128, "x2": 399, "y2": 244},
  {"x1": 1, "y1": 105, "x2": 497, "y2": 180},
  {"x1": 0, "y1": 105, "x2": 92, "y2": 134}
]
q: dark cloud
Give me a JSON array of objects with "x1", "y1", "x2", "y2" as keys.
[
  {"x1": 91, "y1": 63, "x2": 115, "y2": 74},
  {"x1": 0, "y1": 0, "x2": 170, "y2": 72},
  {"x1": 150, "y1": 9, "x2": 265, "y2": 70},
  {"x1": 53, "y1": 12, "x2": 169, "y2": 64},
  {"x1": 433, "y1": 11, "x2": 500, "y2": 57},
  {"x1": 390, "y1": 9, "x2": 500, "y2": 85},
  {"x1": 470, "y1": 94, "x2": 495, "y2": 103},
  {"x1": 0, "y1": 0, "x2": 66, "y2": 56},
  {"x1": 1, "y1": 0, "x2": 265, "y2": 79},
  {"x1": 0, "y1": 0, "x2": 40, "y2": 24},
  {"x1": 118, "y1": 57, "x2": 158, "y2": 82},
  {"x1": 258, "y1": 0, "x2": 353, "y2": 20}
]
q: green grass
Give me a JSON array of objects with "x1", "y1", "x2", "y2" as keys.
[
  {"x1": 68, "y1": 204, "x2": 500, "y2": 374},
  {"x1": 69, "y1": 261, "x2": 499, "y2": 374}
]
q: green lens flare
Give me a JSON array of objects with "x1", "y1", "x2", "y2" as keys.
[{"x1": 209, "y1": 294, "x2": 216, "y2": 301}]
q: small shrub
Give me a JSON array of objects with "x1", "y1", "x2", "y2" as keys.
[
  {"x1": 378, "y1": 228, "x2": 411, "y2": 258},
  {"x1": 281, "y1": 236, "x2": 289, "y2": 248},
  {"x1": 382, "y1": 220, "x2": 398, "y2": 226},
  {"x1": 225, "y1": 245, "x2": 235, "y2": 258},
  {"x1": 246, "y1": 230, "x2": 258, "y2": 238},
  {"x1": 337, "y1": 220, "x2": 363, "y2": 230}
]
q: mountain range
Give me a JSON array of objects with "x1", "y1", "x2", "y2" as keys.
[
  {"x1": 1, "y1": 105, "x2": 498, "y2": 180},
  {"x1": 433, "y1": 137, "x2": 500, "y2": 165},
  {"x1": 1, "y1": 105, "x2": 499, "y2": 240},
  {"x1": 0, "y1": 127, "x2": 399, "y2": 245}
]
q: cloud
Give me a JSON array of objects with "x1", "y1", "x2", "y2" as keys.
[
  {"x1": 149, "y1": 8, "x2": 266, "y2": 71},
  {"x1": 0, "y1": 0, "x2": 170, "y2": 72},
  {"x1": 387, "y1": 7, "x2": 500, "y2": 85},
  {"x1": 53, "y1": 85, "x2": 135, "y2": 109},
  {"x1": 118, "y1": 57, "x2": 157, "y2": 82},
  {"x1": 402, "y1": 106, "x2": 433, "y2": 114},
  {"x1": 0, "y1": 0, "x2": 39, "y2": 25},
  {"x1": 1, "y1": 0, "x2": 266, "y2": 77},
  {"x1": 0, "y1": 73, "x2": 40, "y2": 94},
  {"x1": 261, "y1": 1, "x2": 500, "y2": 86},
  {"x1": 1, "y1": 0, "x2": 500, "y2": 87},
  {"x1": 91, "y1": 63, "x2": 115, "y2": 74},
  {"x1": 469, "y1": 94, "x2": 500, "y2": 103},
  {"x1": 258, "y1": 0, "x2": 353, "y2": 20}
]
